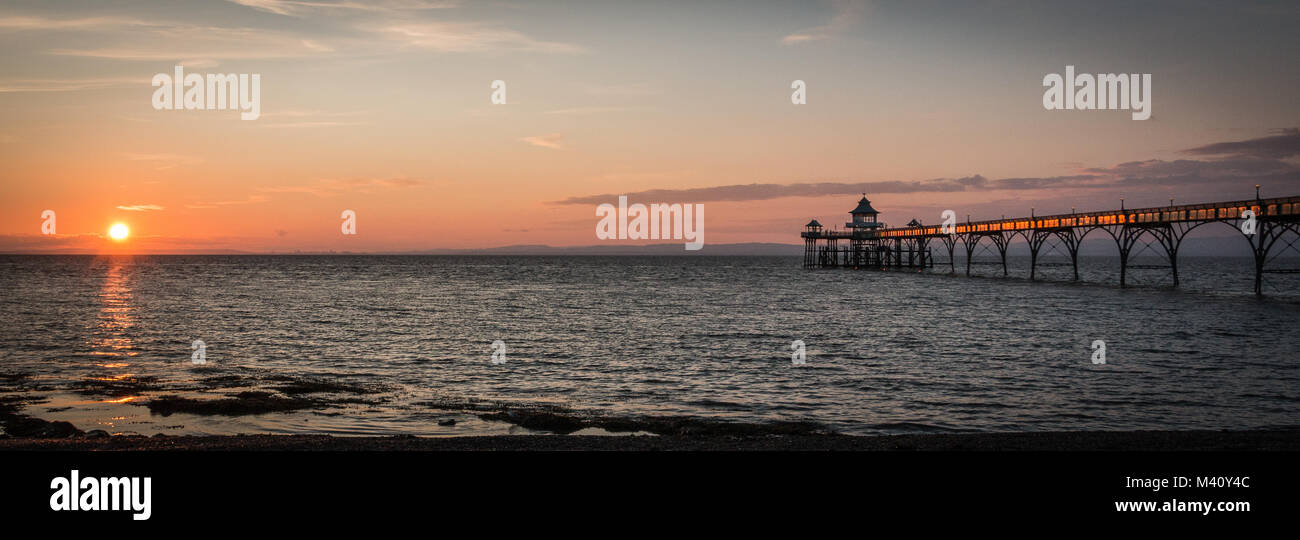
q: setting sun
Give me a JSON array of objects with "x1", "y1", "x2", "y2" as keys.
[{"x1": 108, "y1": 223, "x2": 129, "y2": 241}]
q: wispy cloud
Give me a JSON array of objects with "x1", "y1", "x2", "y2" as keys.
[
  {"x1": 259, "y1": 109, "x2": 370, "y2": 118},
  {"x1": 543, "y1": 106, "x2": 632, "y2": 115},
  {"x1": 257, "y1": 177, "x2": 422, "y2": 196},
  {"x1": 582, "y1": 82, "x2": 660, "y2": 97},
  {"x1": 782, "y1": 0, "x2": 868, "y2": 45},
  {"x1": 48, "y1": 28, "x2": 337, "y2": 61},
  {"x1": 521, "y1": 133, "x2": 565, "y2": 150},
  {"x1": 186, "y1": 195, "x2": 270, "y2": 209},
  {"x1": 258, "y1": 109, "x2": 368, "y2": 128},
  {"x1": 0, "y1": 15, "x2": 161, "y2": 31},
  {"x1": 116, "y1": 204, "x2": 165, "y2": 211},
  {"x1": 122, "y1": 153, "x2": 203, "y2": 170},
  {"x1": 375, "y1": 21, "x2": 583, "y2": 53},
  {"x1": 0, "y1": 77, "x2": 144, "y2": 92},
  {"x1": 225, "y1": 0, "x2": 457, "y2": 17},
  {"x1": 7, "y1": 6, "x2": 580, "y2": 63},
  {"x1": 264, "y1": 121, "x2": 364, "y2": 128},
  {"x1": 185, "y1": 177, "x2": 419, "y2": 209}
]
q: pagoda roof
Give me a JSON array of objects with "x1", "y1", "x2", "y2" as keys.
[{"x1": 850, "y1": 196, "x2": 879, "y2": 215}]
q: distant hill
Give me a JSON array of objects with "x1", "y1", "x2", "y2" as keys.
[{"x1": 1, "y1": 237, "x2": 1273, "y2": 257}]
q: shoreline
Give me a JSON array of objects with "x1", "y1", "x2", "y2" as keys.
[{"x1": 3, "y1": 429, "x2": 1299, "y2": 451}]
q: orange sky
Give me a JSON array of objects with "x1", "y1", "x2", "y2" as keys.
[{"x1": 2, "y1": 1, "x2": 1298, "y2": 253}]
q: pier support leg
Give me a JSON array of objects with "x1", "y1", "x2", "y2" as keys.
[
  {"x1": 1116, "y1": 231, "x2": 1132, "y2": 288},
  {"x1": 992, "y1": 233, "x2": 1010, "y2": 277},
  {"x1": 962, "y1": 234, "x2": 976, "y2": 277},
  {"x1": 1111, "y1": 225, "x2": 1152, "y2": 289},
  {"x1": 1029, "y1": 243, "x2": 1038, "y2": 280},
  {"x1": 1112, "y1": 224, "x2": 1183, "y2": 289},
  {"x1": 1160, "y1": 225, "x2": 1181, "y2": 287},
  {"x1": 1254, "y1": 252, "x2": 1264, "y2": 295},
  {"x1": 943, "y1": 236, "x2": 956, "y2": 275},
  {"x1": 1236, "y1": 220, "x2": 1292, "y2": 297},
  {"x1": 1055, "y1": 229, "x2": 1082, "y2": 282},
  {"x1": 1027, "y1": 230, "x2": 1051, "y2": 281}
]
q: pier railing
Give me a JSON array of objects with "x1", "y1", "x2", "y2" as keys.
[{"x1": 803, "y1": 196, "x2": 1300, "y2": 240}]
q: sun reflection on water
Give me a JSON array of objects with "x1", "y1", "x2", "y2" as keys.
[{"x1": 89, "y1": 258, "x2": 137, "y2": 361}]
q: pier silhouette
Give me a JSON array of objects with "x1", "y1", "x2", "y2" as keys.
[{"x1": 802, "y1": 189, "x2": 1300, "y2": 295}]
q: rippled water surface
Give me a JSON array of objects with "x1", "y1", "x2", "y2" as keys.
[{"x1": 1, "y1": 254, "x2": 1298, "y2": 436}]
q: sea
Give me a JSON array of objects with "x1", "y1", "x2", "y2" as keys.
[{"x1": 1, "y1": 254, "x2": 1297, "y2": 436}]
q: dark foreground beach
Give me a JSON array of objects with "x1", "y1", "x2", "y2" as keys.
[
  {"x1": 3, "y1": 430, "x2": 1299, "y2": 451},
  {"x1": 5, "y1": 388, "x2": 1300, "y2": 450}
]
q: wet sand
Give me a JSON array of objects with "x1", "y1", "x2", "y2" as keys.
[{"x1": 2, "y1": 430, "x2": 1298, "y2": 451}]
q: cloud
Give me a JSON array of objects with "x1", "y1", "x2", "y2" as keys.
[
  {"x1": 122, "y1": 153, "x2": 203, "y2": 170},
  {"x1": 225, "y1": 0, "x2": 456, "y2": 17},
  {"x1": 264, "y1": 121, "x2": 364, "y2": 128},
  {"x1": 186, "y1": 178, "x2": 420, "y2": 209},
  {"x1": 2, "y1": 16, "x2": 331, "y2": 61},
  {"x1": 8, "y1": 6, "x2": 580, "y2": 63},
  {"x1": 225, "y1": 0, "x2": 309, "y2": 16},
  {"x1": 1085, "y1": 157, "x2": 1296, "y2": 178},
  {"x1": 0, "y1": 15, "x2": 160, "y2": 31},
  {"x1": 257, "y1": 177, "x2": 422, "y2": 196},
  {"x1": 48, "y1": 28, "x2": 337, "y2": 61},
  {"x1": 0, "y1": 77, "x2": 144, "y2": 92},
  {"x1": 552, "y1": 130, "x2": 1300, "y2": 205},
  {"x1": 520, "y1": 133, "x2": 565, "y2": 150},
  {"x1": 582, "y1": 82, "x2": 660, "y2": 96},
  {"x1": 258, "y1": 109, "x2": 368, "y2": 128},
  {"x1": 1182, "y1": 128, "x2": 1300, "y2": 159},
  {"x1": 186, "y1": 195, "x2": 270, "y2": 209},
  {"x1": 782, "y1": 0, "x2": 868, "y2": 45},
  {"x1": 224, "y1": 2, "x2": 583, "y2": 56},
  {"x1": 115, "y1": 204, "x2": 165, "y2": 211},
  {"x1": 375, "y1": 21, "x2": 583, "y2": 53},
  {"x1": 259, "y1": 109, "x2": 369, "y2": 118},
  {"x1": 543, "y1": 106, "x2": 631, "y2": 115},
  {"x1": 553, "y1": 176, "x2": 991, "y2": 205}
]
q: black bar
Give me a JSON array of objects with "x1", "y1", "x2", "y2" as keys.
[{"x1": 3, "y1": 450, "x2": 1291, "y2": 527}]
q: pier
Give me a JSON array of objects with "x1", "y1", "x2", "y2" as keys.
[{"x1": 801, "y1": 190, "x2": 1300, "y2": 295}]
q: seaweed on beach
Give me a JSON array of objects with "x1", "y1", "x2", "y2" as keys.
[
  {"x1": 477, "y1": 409, "x2": 588, "y2": 434},
  {"x1": 451, "y1": 400, "x2": 831, "y2": 436},
  {"x1": 592, "y1": 416, "x2": 828, "y2": 437},
  {"x1": 0, "y1": 372, "x2": 36, "y2": 393},
  {"x1": 0, "y1": 393, "x2": 48, "y2": 412},
  {"x1": 144, "y1": 393, "x2": 321, "y2": 416},
  {"x1": 193, "y1": 371, "x2": 392, "y2": 397},
  {"x1": 71, "y1": 375, "x2": 162, "y2": 397},
  {"x1": 195, "y1": 374, "x2": 254, "y2": 389},
  {"x1": 270, "y1": 379, "x2": 389, "y2": 396},
  {"x1": 0, "y1": 372, "x2": 30, "y2": 383},
  {"x1": 0, "y1": 394, "x2": 29, "y2": 414},
  {"x1": 0, "y1": 394, "x2": 82, "y2": 438}
]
